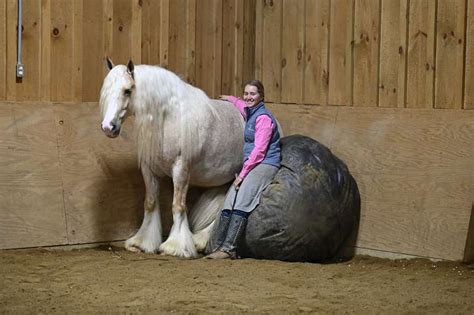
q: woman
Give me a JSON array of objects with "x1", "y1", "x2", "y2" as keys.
[{"x1": 205, "y1": 80, "x2": 281, "y2": 259}]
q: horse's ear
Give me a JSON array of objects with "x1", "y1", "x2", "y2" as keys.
[
  {"x1": 105, "y1": 57, "x2": 114, "y2": 71},
  {"x1": 127, "y1": 59, "x2": 135, "y2": 79}
]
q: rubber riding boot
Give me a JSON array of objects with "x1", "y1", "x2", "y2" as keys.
[
  {"x1": 206, "y1": 211, "x2": 248, "y2": 259},
  {"x1": 204, "y1": 210, "x2": 231, "y2": 255}
]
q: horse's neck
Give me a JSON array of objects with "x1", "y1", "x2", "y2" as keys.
[
  {"x1": 134, "y1": 66, "x2": 177, "y2": 110},
  {"x1": 134, "y1": 65, "x2": 210, "y2": 116}
]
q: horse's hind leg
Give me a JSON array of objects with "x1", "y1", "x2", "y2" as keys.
[
  {"x1": 159, "y1": 159, "x2": 197, "y2": 258},
  {"x1": 125, "y1": 164, "x2": 162, "y2": 253}
]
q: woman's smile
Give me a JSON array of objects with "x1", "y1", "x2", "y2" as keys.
[{"x1": 243, "y1": 85, "x2": 263, "y2": 107}]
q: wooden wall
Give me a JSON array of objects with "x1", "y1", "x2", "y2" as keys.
[
  {"x1": 255, "y1": 0, "x2": 474, "y2": 109},
  {"x1": 1, "y1": 0, "x2": 473, "y2": 107},
  {"x1": 268, "y1": 103, "x2": 474, "y2": 261},
  {"x1": 0, "y1": 0, "x2": 255, "y2": 102},
  {"x1": 0, "y1": 102, "x2": 144, "y2": 249},
  {"x1": 0, "y1": 1, "x2": 473, "y2": 261}
]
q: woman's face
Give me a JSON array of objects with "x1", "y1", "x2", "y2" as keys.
[{"x1": 243, "y1": 84, "x2": 263, "y2": 107}]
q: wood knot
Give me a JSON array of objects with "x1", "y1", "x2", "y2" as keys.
[
  {"x1": 119, "y1": 25, "x2": 123, "y2": 32},
  {"x1": 52, "y1": 27, "x2": 60, "y2": 37},
  {"x1": 297, "y1": 49, "x2": 302, "y2": 61}
]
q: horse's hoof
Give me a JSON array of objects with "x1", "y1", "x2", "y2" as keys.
[
  {"x1": 159, "y1": 240, "x2": 197, "y2": 259},
  {"x1": 125, "y1": 244, "x2": 142, "y2": 253}
]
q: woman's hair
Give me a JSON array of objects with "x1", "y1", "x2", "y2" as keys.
[{"x1": 244, "y1": 79, "x2": 265, "y2": 100}]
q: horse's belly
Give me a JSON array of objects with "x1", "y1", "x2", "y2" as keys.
[{"x1": 190, "y1": 158, "x2": 242, "y2": 187}]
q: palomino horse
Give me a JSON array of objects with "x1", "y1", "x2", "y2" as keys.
[{"x1": 99, "y1": 58, "x2": 244, "y2": 258}]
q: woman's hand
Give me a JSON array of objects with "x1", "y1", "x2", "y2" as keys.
[
  {"x1": 219, "y1": 95, "x2": 231, "y2": 102},
  {"x1": 233, "y1": 175, "x2": 243, "y2": 190}
]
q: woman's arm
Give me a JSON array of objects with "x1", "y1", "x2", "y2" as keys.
[{"x1": 219, "y1": 95, "x2": 247, "y2": 119}]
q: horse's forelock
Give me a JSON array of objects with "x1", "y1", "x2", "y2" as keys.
[{"x1": 100, "y1": 66, "x2": 135, "y2": 116}]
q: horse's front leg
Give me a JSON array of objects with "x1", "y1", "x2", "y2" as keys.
[
  {"x1": 125, "y1": 163, "x2": 162, "y2": 253},
  {"x1": 159, "y1": 159, "x2": 197, "y2": 258}
]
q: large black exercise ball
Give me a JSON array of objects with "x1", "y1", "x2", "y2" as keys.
[{"x1": 238, "y1": 135, "x2": 360, "y2": 262}]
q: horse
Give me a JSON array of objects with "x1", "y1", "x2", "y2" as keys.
[{"x1": 99, "y1": 58, "x2": 244, "y2": 258}]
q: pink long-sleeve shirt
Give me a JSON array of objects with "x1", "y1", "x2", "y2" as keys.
[{"x1": 227, "y1": 96, "x2": 274, "y2": 179}]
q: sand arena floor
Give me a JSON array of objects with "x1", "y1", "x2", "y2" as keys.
[{"x1": 0, "y1": 246, "x2": 473, "y2": 313}]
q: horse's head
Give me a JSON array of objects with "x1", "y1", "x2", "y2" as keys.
[{"x1": 99, "y1": 57, "x2": 136, "y2": 138}]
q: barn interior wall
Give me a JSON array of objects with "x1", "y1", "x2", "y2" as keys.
[{"x1": 0, "y1": 0, "x2": 473, "y2": 261}]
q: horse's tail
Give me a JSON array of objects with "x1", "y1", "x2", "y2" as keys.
[
  {"x1": 188, "y1": 185, "x2": 229, "y2": 232},
  {"x1": 188, "y1": 184, "x2": 230, "y2": 251}
]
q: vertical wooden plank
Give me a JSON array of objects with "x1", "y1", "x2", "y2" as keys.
[
  {"x1": 83, "y1": 0, "x2": 104, "y2": 102},
  {"x1": 0, "y1": 1, "x2": 6, "y2": 100},
  {"x1": 73, "y1": 0, "x2": 83, "y2": 102},
  {"x1": 103, "y1": 0, "x2": 114, "y2": 61},
  {"x1": 40, "y1": 0, "x2": 51, "y2": 102},
  {"x1": 435, "y1": 0, "x2": 466, "y2": 109},
  {"x1": 113, "y1": 0, "x2": 132, "y2": 64},
  {"x1": 185, "y1": 0, "x2": 196, "y2": 85},
  {"x1": 328, "y1": 0, "x2": 354, "y2": 106},
  {"x1": 131, "y1": 0, "x2": 142, "y2": 63},
  {"x1": 261, "y1": 0, "x2": 282, "y2": 103},
  {"x1": 280, "y1": 0, "x2": 304, "y2": 104},
  {"x1": 406, "y1": 0, "x2": 436, "y2": 108},
  {"x1": 379, "y1": 0, "x2": 408, "y2": 108},
  {"x1": 214, "y1": 0, "x2": 223, "y2": 96},
  {"x1": 7, "y1": 0, "x2": 42, "y2": 101},
  {"x1": 353, "y1": 0, "x2": 380, "y2": 107},
  {"x1": 242, "y1": 0, "x2": 256, "y2": 86},
  {"x1": 221, "y1": 0, "x2": 243, "y2": 95},
  {"x1": 254, "y1": 0, "x2": 263, "y2": 80},
  {"x1": 169, "y1": 0, "x2": 187, "y2": 75},
  {"x1": 196, "y1": 0, "x2": 222, "y2": 98},
  {"x1": 221, "y1": 0, "x2": 236, "y2": 94},
  {"x1": 233, "y1": 0, "x2": 245, "y2": 95},
  {"x1": 6, "y1": 0, "x2": 16, "y2": 100},
  {"x1": 140, "y1": 0, "x2": 150, "y2": 64},
  {"x1": 304, "y1": 0, "x2": 330, "y2": 105},
  {"x1": 140, "y1": 0, "x2": 160, "y2": 65},
  {"x1": 465, "y1": 0, "x2": 474, "y2": 109},
  {"x1": 21, "y1": 0, "x2": 42, "y2": 101},
  {"x1": 160, "y1": 0, "x2": 169, "y2": 67},
  {"x1": 50, "y1": 0, "x2": 74, "y2": 101}
]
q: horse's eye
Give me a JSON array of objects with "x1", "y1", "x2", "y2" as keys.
[{"x1": 124, "y1": 89, "x2": 132, "y2": 97}]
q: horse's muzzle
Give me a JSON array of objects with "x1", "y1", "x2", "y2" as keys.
[{"x1": 101, "y1": 122, "x2": 120, "y2": 138}]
